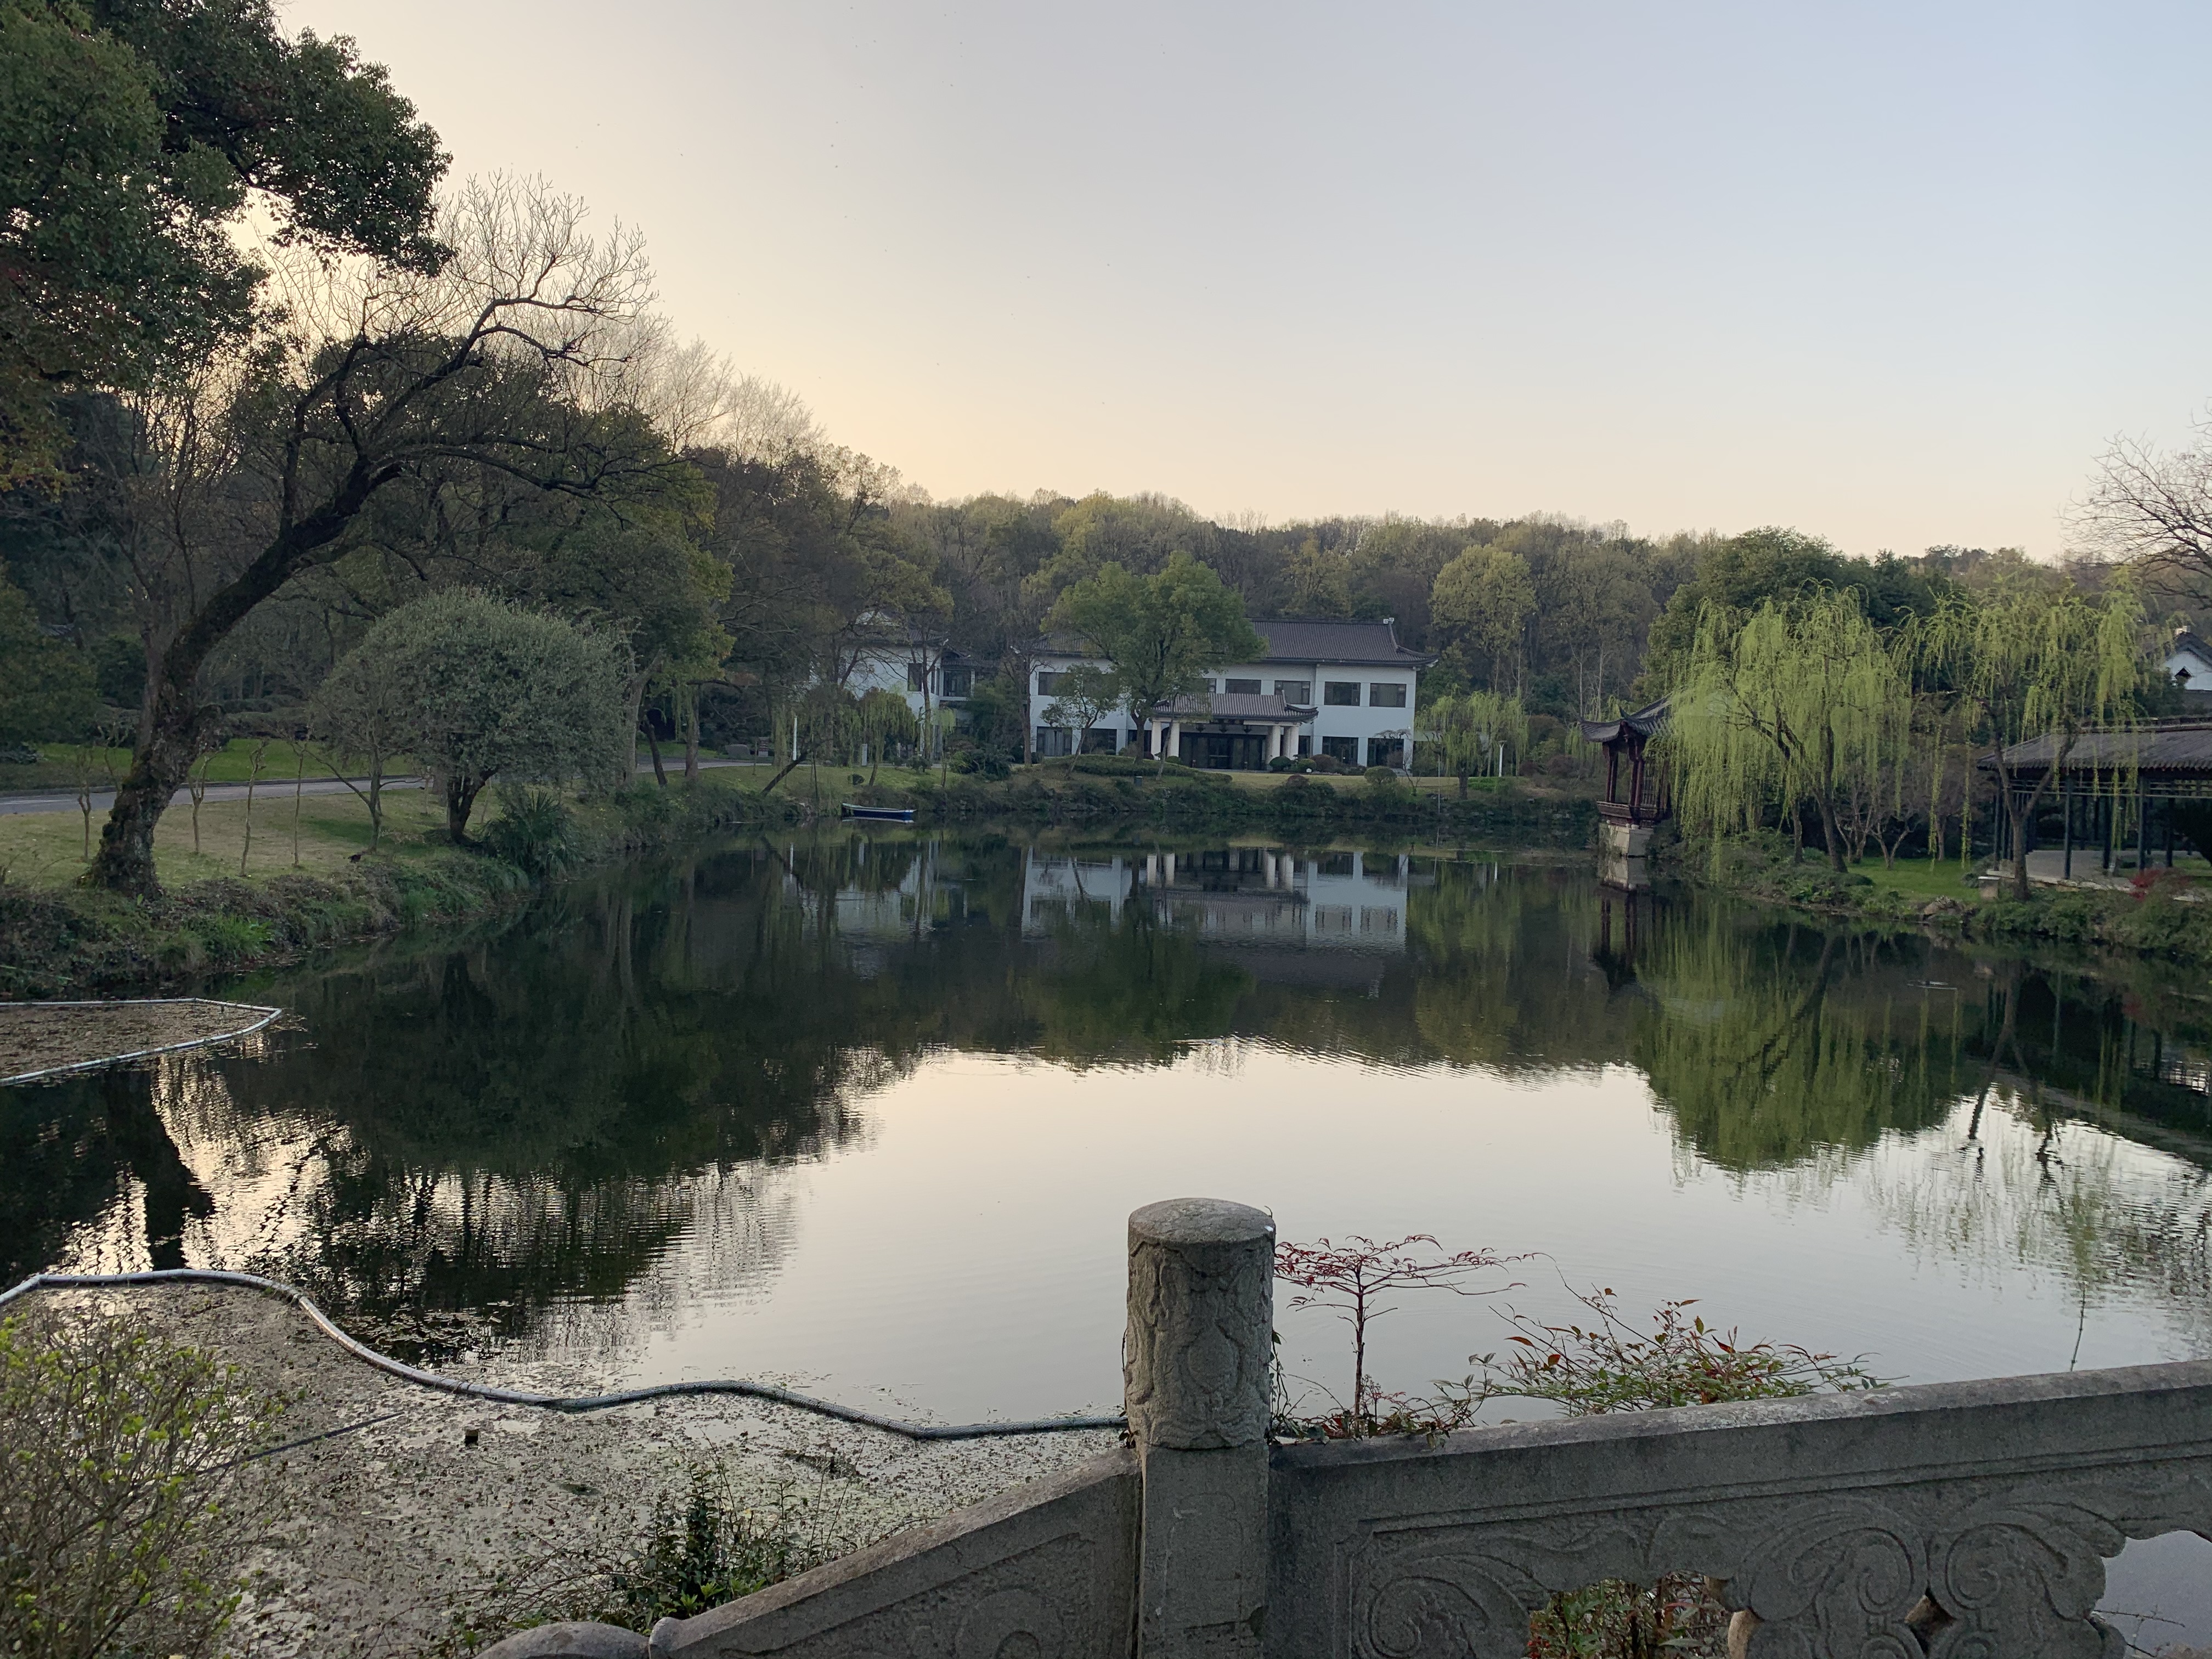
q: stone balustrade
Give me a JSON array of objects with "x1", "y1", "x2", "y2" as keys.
[{"x1": 484, "y1": 1199, "x2": 2212, "y2": 1659}]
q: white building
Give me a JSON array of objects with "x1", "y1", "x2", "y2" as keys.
[
  {"x1": 2164, "y1": 629, "x2": 2212, "y2": 705},
  {"x1": 1027, "y1": 617, "x2": 1430, "y2": 769},
  {"x1": 843, "y1": 631, "x2": 980, "y2": 720}
]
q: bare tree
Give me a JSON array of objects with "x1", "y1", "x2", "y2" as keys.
[
  {"x1": 86, "y1": 177, "x2": 672, "y2": 895},
  {"x1": 2076, "y1": 414, "x2": 2212, "y2": 602}
]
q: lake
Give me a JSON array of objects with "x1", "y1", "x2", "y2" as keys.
[{"x1": 14, "y1": 830, "x2": 2212, "y2": 1637}]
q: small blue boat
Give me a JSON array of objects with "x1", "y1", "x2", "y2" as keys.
[{"x1": 841, "y1": 803, "x2": 916, "y2": 822}]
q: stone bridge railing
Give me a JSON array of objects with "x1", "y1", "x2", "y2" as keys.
[{"x1": 490, "y1": 1199, "x2": 2212, "y2": 1659}]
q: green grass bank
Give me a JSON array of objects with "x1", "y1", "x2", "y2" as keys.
[
  {"x1": 0, "y1": 775, "x2": 798, "y2": 997},
  {"x1": 1661, "y1": 830, "x2": 2212, "y2": 967},
  {"x1": 758, "y1": 752, "x2": 1599, "y2": 842}
]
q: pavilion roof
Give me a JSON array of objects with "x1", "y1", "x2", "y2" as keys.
[{"x1": 1979, "y1": 720, "x2": 2212, "y2": 777}]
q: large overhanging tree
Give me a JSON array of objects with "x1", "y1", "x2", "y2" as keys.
[
  {"x1": 83, "y1": 178, "x2": 679, "y2": 895},
  {"x1": 1, "y1": 0, "x2": 446, "y2": 488},
  {"x1": 1047, "y1": 552, "x2": 1265, "y2": 771},
  {"x1": 1669, "y1": 588, "x2": 1909, "y2": 874},
  {"x1": 1917, "y1": 575, "x2": 2144, "y2": 901}
]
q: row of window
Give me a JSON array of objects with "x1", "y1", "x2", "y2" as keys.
[{"x1": 1034, "y1": 672, "x2": 1408, "y2": 708}]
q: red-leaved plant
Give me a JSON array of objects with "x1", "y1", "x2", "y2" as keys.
[{"x1": 1273, "y1": 1234, "x2": 1514, "y2": 1431}]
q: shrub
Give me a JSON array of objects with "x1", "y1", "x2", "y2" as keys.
[
  {"x1": 481, "y1": 787, "x2": 585, "y2": 881},
  {"x1": 0, "y1": 1306, "x2": 286, "y2": 1659},
  {"x1": 1363, "y1": 765, "x2": 1397, "y2": 784}
]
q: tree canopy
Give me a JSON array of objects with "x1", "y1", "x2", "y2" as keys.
[
  {"x1": 1048, "y1": 553, "x2": 1266, "y2": 753},
  {"x1": 343, "y1": 589, "x2": 626, "y2": 840},
  {"x1": 0, "y1": 0, "x2": 445, "y2": 487}
]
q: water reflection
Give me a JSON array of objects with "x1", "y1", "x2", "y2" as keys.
[{"x1": 5, "y1": 832, "x2": 2212, "y2": 1383}]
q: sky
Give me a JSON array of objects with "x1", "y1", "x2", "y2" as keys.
[{"x1": 280, "y1": 1, "x2": 2212, "y2": 556}]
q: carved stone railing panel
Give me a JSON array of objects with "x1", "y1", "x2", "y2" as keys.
[
  {"x1": 1267, "y1": 1361, "x2": 2212, "y2": 1659},
  {"x1": 647, "y1": 1449, "x2": 1137, "y2": 1658}
]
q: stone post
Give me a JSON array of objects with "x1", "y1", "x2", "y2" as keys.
[{"x1": 1124, "y1": 1198, "x2": 1274, "y2": 1659}]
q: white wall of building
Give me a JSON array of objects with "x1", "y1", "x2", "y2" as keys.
[{"x1": 1027, "y1": 651, "x2": 1419, "y2": 765}]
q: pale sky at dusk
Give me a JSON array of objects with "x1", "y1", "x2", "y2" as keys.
[{"x1": 281, "y1": 1, "x2": 2211, "y2": 556}]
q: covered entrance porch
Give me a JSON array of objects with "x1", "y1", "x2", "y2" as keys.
[{"x1": 1144, "y1": 691, "x2": 1315, "y2": 771}]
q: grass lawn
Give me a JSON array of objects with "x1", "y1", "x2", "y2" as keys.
[
  {"x1": 0, "y1": 738, "x2": 366, "y2": 794},
  {"x1": 1852, "y1": 856, "x2": 1983, "y2": 900},
  {"x1": 0, "y1": 785, "x2": 450, "y2": 890}
]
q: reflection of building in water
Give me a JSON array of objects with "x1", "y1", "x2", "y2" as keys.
[
  {"x1": 1022, "y1": 847, "x2": 1408, "y2": 983},
  {"x1": 778, "y1": 839, "x2": 977, "y2": 966}
]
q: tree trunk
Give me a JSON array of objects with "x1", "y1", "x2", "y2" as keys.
[
  {"x1": 447, "y1": 773, "x2": 483, "y2": 842},
  {"x1": 85, "y1": 456, "x2": 391, "y2": 896},
  {"x1": 1811, "y1": 789, "x2": 1848, "y2": 873},
  {"x1": 624, "y1": 667, "x2": 651, "y2": 778},
  {"x1": 682, "y1": 684, "x2": 699, "y2": 782},
  {"x1": 646, "y1": 724, "x2": 668, "y2": 786}
]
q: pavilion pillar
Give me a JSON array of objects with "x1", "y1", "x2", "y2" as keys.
[{"x1": 1168, "y1": 720, "x2": 1182, "y2": 760}]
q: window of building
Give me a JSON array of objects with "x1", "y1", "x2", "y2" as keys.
[
  {"x1": 1036, "y1": 671, "x2": 1066, "y2": 695},
  {"x1": 1223, "y1": 678, "x2": 1261, "y2": 695},
  {"x1": 1035, "y1": 726, "x2": 1073, "y2": 758},
  {"x1": 1274, "y1": 680, "x2": 1311, "y2": 704},
  {"x1": 1200, "y1": 678, "x2": 1216, "y2": 694},
  {"x1": 1321, "y1": 736, "x2": 1358, "y2": 763},
  {"x1": 907, "y1": 662, "x2": 928, "y2": 691},
  {"x1": 943, "y1": 665, "x2": 972, "y2": 697},
  {"x1": 1323, "y1": 681, "x2": 1362, "y2": 706},
  {"x1": 1369, "y1": 681, "x2": 1407, "y2": 708},
  {"x1": 1296, "y1": 735, "x2": 1311, "y2": 757},
  {"x1": 1366, "y1": 736, "x2": 1405, "y2": 769}
]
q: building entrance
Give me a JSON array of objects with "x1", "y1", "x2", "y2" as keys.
[{"x1": 1182, "y1": 731, "x2": 1272, "y2": 770}]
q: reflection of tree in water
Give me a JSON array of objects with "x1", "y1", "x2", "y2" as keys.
[
  {"x1": 1022, "y1": 904, "x2": 1252, "y2": 1067},
  {"x1": 1, "y1": 1066, "x2": 215, "y2": 1280},
  {"x1": 1633, "y1": 915, "x2": 1963, "y2": 1172},
  {"x1": 1861, "y1": 1091, "x2": 2212, "y2": 1358},
  {"x1": 1403, "y1": 861, "x2": 1639, "y2": 1069}
]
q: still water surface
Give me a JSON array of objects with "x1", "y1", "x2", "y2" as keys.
[{"x1": 9, "y1": 834, "x2": 2212, "y2": 1436}]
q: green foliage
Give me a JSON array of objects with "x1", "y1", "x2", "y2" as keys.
[
  {"x1": 1428, "y1": 689, "x2": 1527, "y2": 792},
  {"x1": 0, "y1": 571, "x2": 97, "y2": 742},
  {"x1": 0, "y1": 0, "x2": 444, "y2": 485},
  {"x1": 1040, "y1": 662, "x2": 1122, "y2": 740},
  {"x1": 1475, "y1": 1287, "x2": 1882, "y2": 1414},
  {"x1": 1047, "y1": 552, "x2": 1266, "y2": 736},
  {"x1": 480, "y1": 787, "x2": 585, "y2": 881},
  {"x1": 610, "y1": 1471, "x2": 830, "y2": 1624},
  {"x1": 0, "y1": 1304, "x2": 286, "y2": 1659},
  {"x1": 1430, "y1": 543, "x2": 1535, "y2": 687},
  {"x1": 346, "y1": 590, "x2": 628, "y2": 838},
  {"x1": 1671, "y1": 588, "x2": 1909, "y2": 872},
  {"x1": 1917, "y1": 573, "x2": 2146, "y2": 898}
]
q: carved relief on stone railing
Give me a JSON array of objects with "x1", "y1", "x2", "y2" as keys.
[
  {"x1": 1122, "y1": 1198, "x2": 1274, "y2": 1451},
  {"x1": 478, "y1": 1451, "x2": 1138, "y2": 1659},
  {"x1": 1269, "y1": 1361, "x2": 2212, "y2": 1659},
  {"x1": 651, "y1": 1450, "x2": 1138, "y2": 1659}
]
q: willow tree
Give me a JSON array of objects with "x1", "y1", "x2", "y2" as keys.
[
  {"x1": 1429, "y1": 689, "x2": 1528, "y2": 796},
  {"x1": 1917, "y1": 577, "x2": 2143, "y2": 900},
  {"x1": 1670, "y1": 589, "x2": 1908, "y2": 873}
]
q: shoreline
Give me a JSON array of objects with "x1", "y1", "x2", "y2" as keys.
[
  {"x1": 1654, "y1": 832, "x2": 2212, "y2": 968},
  {"x1": 21, "y1": 1281, "x2": 1113, "y2": 1659}
]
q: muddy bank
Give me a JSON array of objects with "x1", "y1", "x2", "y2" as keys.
[{"x1": 37, "y1": 1283, "x2": 1114, "y2": 1658}]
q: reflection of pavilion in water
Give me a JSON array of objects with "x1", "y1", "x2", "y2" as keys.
[{"x1": 1022, "y1": 847, "x2": 1408, "y2": 984}]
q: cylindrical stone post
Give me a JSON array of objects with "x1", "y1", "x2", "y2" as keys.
[{"x1": 1124, "y1": 1198, "x2": 1275, "y2": 1659}]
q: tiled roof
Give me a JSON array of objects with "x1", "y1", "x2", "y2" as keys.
[
  {"x1": 1979, "y1": 721, "x2": 2212, "y2": 776},
  {"x1": 1155, "y1": 691, "x2": 1316, "y2": 722},
  {"x1": 1245, "y1": 618, "x2": 1427, "y2": 666},
  {"x1": 1579, "y1": 699, "x2": 1671, "y2": 745}
]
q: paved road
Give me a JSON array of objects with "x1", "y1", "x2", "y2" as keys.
[{"x1": 0, "y1": 758, "x2": 760, "y2": 816}]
